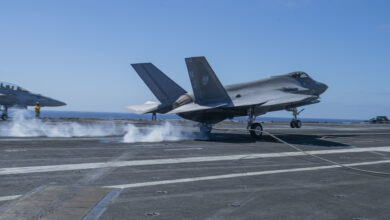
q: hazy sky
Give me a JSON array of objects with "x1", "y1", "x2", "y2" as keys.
[{"x1": 1, "y1": 0, "x2": 389, "y2": 119}]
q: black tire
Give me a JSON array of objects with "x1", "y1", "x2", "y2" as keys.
[
  {"x1": 250, "y1": 122, "x2": 263, "y2": 138},
  {"x1": 1, "y1": 114, "x2": 8, "y2": 121},
  {"x1": 200, "y1": 124, "x2": 212, "y2": 135},
  {"x1": 290, "y1": 120, "x2": 296, "y2": 128},
  {"x1": 295, "y1": 120, "x2": 302, "y2": 128}
]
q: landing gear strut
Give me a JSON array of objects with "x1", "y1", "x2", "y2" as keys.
[
  {"x1": 247, "y1": 107, "x2": 263, "y2": 138},
  {"x1": 199, "y1": 123, "x2": 212, "y2": 136},
  {"x1": 1, "y1": 106, "x2": 8, "y2": 121},
  {"x1": 151, "y1": 112, "x2": 157, "y2": 121},
  {"x1": 288, "y1": 108, "x2": 303, "y2": 128}
]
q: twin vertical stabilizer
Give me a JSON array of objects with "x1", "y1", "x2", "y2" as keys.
[
  {"x1": 185, "y1": 56, "x2": 232, "y2": 106},
  {"x1": 130, "y1": 57, "x2": 232, "y2": 115},
  {"x1": 131, "y1": 63, "x2": 187, "y2": 105}
]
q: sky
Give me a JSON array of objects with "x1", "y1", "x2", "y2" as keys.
[{"x1": 0, "y1": 0, "x2": 389, "y2": 119}]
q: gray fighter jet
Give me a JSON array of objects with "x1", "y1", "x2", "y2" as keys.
[
  {"x1": 127, "y1": 57, "x2": 328, "y2": 138},
  {"x1": 0, "y1": 81, "x2": 66, "y2": 120}
]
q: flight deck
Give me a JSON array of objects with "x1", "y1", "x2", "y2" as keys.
[{"x1": 0, "y1": 120, "x2": 390, "y2": 220}]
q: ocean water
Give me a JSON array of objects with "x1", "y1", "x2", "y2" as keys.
[{"x1": 22, "y1": 110, "x2": 363, "y2": 123}]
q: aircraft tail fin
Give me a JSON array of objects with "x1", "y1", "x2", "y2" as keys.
[
  {"x1": 185, "y1": 56, "x2": 232, "y2": 106},
  {"x1": 131, "y1": 63, "x2": 187, "y2": 104}
]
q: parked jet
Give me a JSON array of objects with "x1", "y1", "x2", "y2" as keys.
[
  {"x1": 0, "y1": 81, "x2": 66, "y2": 120},
  {"x1": 127, "y1": 57, "x2": 328, "y2": 138}
]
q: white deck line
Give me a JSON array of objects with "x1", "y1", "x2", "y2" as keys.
[
  {"x1": 105, "y1": 159, "x2": 390, "y2": 189},
  {"x1": 1, "y1": 159, "x2": 390, "y2": 202},
  {"x1": 0, "y1": 146, "x2": 390, "y2": 176},
  {"x1": 0, "y1": 195, "x2": 21, "y2": 202}
]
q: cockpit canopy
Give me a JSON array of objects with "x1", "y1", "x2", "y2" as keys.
[
  {"x1": 0, "y1": 81, "x2": 29, "y2": 92},
  {"x1": 288, "y1": 71, "x2": 310, "y2": 79}
]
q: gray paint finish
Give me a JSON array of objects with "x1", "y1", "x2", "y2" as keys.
[
  {"x1": 128, "y1": 56, "x2": 328, "y2": 129},
  {"x1": 0, "y1": 81, "x2": 66, "y2": 119}
]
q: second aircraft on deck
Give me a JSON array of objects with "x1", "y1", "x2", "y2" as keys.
[
  {"x1": 127, "y1": 56, "x2": 328, "y2": 138},
  {"x1": 0, "y1": 81, "x2": 66, "y2": 120}
]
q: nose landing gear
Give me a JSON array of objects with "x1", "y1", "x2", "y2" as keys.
[{"x1": 288, "y1": 108, "x2": 303, "y2": 128}]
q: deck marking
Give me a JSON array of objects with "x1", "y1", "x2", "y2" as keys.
[
  {"x1": 1, "y1": 146, "x2": 390, "y2": 176},
  {"x1": 164, "y1": 147, "x2": 203, "y2": 151},
  {"x1": 0, "y1": 195, "x2": 21, "y2": 202},
  {"x1": 105, "y1": 159, "x2": 390, "y2": 189},
  {"x1": 82, "y1": 188, "x2": 122, "y2": 220},
  {"x1": 1, "y1": 159, "x2": 390, "y2": 202}
]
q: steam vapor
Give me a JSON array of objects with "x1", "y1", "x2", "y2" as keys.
[{"x1": 0, "y1": 110, "x2": 195, "y2": 142}]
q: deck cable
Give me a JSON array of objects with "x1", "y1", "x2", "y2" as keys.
[
  {"x1": 212, "y1": 126, "x2": 390, "y2": 176},
  {"x1": 261, "y1": 130, "x2": 390, "y2": 176}
]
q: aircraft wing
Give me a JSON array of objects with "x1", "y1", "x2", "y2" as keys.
[
  {"x1": 168, "y1": 90, "x2": 317, "y2": 114},
  {"x1": 261, "y1": 92, "x2": 317, "y2": 107},
  {"x1": 225, "y1": 88, "x2": 315, "y2": 107}
]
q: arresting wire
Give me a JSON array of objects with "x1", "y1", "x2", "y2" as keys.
[
  {"x1": 214, "y1": 126, "x2": 390, "y2": 176},
  {"x1": 261, "y1": 130, "x2": 390, "y2": 176}
]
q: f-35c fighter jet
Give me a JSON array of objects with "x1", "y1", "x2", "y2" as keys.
[
  {"x1": 0, "y1": 81, "x2": 66, "y2": 120},
  {"x1": 127, "y1": 57, "x2": 328, "y2": 138}
]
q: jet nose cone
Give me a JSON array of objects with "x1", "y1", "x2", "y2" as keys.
[
  {"x1": 39, "y1": 96, "x2": 66, "y2": 106},
  {"x1": 317, "y1": 83, "x2": 328, "y2": 95},
  {"x1": 54, "y1": 100, "x2": 67, "y2": 106},
  {"x1": 47, "y1": 98, "x2": 66, "y2": 106}
]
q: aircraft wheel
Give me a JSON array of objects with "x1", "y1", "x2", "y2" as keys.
[
  {"x1": 290, "y1": 120, "x2": 302, "y2": 128},
  {"x1": 1, "y1": 114, "x2": 8, "y2": 121},
  {"x1": 295, "y1": 120, "x2": 302, "y2": 128},
  {"x1": 200, "y1": 124, "x2": 212, "y2": 135},
  {"x1": 250, "y1": 122, "x2": 263, "y2": 138}
]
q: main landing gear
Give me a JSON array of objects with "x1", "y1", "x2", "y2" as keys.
[
  {"x1": 247, "y1": 107, "x2": 263, "y2": 138},
  {"x1": 200, "y1": 123, "x2": 212, "y2": 136},
  {"x1": 151, "y1": 112, "x2": 157, "y2": 121},
  {"x1": 1, "y1": 106, "x2": 8, "y2": 121},
  {"x1": 288, "y1": 108, "x2": 303, "y2": 128}
]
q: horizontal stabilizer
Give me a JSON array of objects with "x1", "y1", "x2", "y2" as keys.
[
  {"x1": 125, "y1": 101, "x2": 160, "y2": 115},
  {"x1": 131, "y1": 63, "x2": 187, "y2": 104},
  {"x1": 168, "y1": 102, "x2": 228, "y2": 114},
  {"x1": 185, "y1": 57, "x2": 232, "y2": 106}
]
